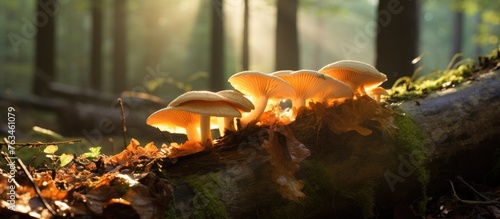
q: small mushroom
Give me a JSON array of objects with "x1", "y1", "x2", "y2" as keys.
[
  {"x1": 146, "y1": 107, "x2": 202, "y2": 142},
  {"x1": 319, "y1": 60, "x2": 387, "y2": 95},
  {"x1": 216, "y1": 90, "x2": 255, "y2": 135},
  {"x1": 228, "y1": 71, "x2": 295, "y2": 127},
  {"x1": 166, "y1": 91, "x2": 242, "y2": 146},
  {"x1": 367, "y1": 87, "x2": 389, "y2": 102},
  {"x1": 273, "y1": 70, "x2": 352, "y2": 111}
]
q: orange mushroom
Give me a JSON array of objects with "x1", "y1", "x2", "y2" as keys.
[
  {"x1": 319, "y1": 60, "x2": 387, "y2": 95},
  {"x1": 228, "y1": 71, "x2": 295, "y2": 127}
]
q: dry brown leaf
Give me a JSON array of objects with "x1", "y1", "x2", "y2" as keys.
[{"x1": 262, "y1": 126, "x2": 310, "y2": 202}]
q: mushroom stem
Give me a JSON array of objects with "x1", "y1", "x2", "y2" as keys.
[
  {"x1": 199, "y1": 115, "x2": 212, "y2": 147},
  {"x1": 291, "y1": 97, "x2": 306, "y2": 110},
  {"x1": 239, "y1": 95, "x2": 268, "y2": 127},
  {"x1": 185, "y1": 123, "x2": 201, "y2": 142},
  {"x1": 291, "y1": 97, "x2": 307, "y2": 117},
  {"x1": 216, "y1": 117, "x2": 236, "y2": 136},
  {"x1": 224, "y1": 117, "x2": 236, "y2": 132},
  {"x1": 217, "y1": 117, "x2": 225, "y2": 136}
]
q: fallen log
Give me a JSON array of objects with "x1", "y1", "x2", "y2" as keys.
[{"x1": 160, "y1": 69, "x2": 500, "y2": 218}]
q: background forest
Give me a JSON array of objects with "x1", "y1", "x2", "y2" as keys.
[{"x1": 0, "y1": 0, "x2": 499, "y2": 150}]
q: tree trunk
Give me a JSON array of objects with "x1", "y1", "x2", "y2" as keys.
[
  {"x1": 275, "y1": 0, "x2": 299, "y2": 70},
  {"x1": 112, "y1": 0, "x2": 127, "y2": 94},
  {"x1": 242, "y1": 0, "x2": 249, "y2": 70},
  {"x1": 210, "y1": 0, "x2": 224, "y2": 91},
  {"x1": 90, "y1": 0, "x2": 103, "y2": 91},
  {"x1": 33, "y1": 0, "x2": 56, "y2": 96},
  {"x1": 162, "y1": 70, "x2": 500, "y2": 218},
  {"x1": 451, "y1": 9, "x2": 463, "y2": 63},
  {"x1": 375, "y1": 0, "x2": 419, "y2": 87},
  {"x1": 474, "y1": 13, "x2": 483, "y2": 57}
]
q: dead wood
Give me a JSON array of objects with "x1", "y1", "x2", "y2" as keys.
[{"x1": 161, "y1": 70, "x2": 500, "y2": 218}]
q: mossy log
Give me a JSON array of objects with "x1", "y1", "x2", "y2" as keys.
[{"x1": 162, "y1": 70, "x2": 500, "y2": 218}]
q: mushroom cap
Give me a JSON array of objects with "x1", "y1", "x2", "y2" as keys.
[
  {"x1": 368, "y1": 87, "x2": 389, "y2": 96},
  {"x1": 367, "y1": 86, "x2": 389, "y2": 102},
  {"x1": 272, "y1": 70, "x2": 351, "y2": 104},
  {"x1": 216, "y1": 90, "x2": 255, "y2": 112},
  {"x1": 312, "y1": 78, "x2": 353, "y2": 102},
  {"x1": 228, "y1": 71, "x2": 295, "y2": 99},
  {"x1": 168, "y1": 91, "x2": 242, "y2": 117},
  {"x1": 319, "y1": 60, "x2": 387, "y2": 92},
  {"x1": 146, "y1": 107, "x2": 200, "y2": 134}
]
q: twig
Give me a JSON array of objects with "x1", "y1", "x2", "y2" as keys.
[
  {"x1": 449, "y1": 180, "x2": 500, "y2": 206},
  {"x1": 157, "y1": 127, "x2": 172, "y2": 144},
  {"x1": 1, "y1": 139, "x2": 57, "y2": 216},
  {"x1": 118, "y1": 98, "x2": 127, "y2": 147},
  {"x1": 456, "y1": 176, "x2": 491, "y2": 201},
  {"x1": 0, "y1": 139, "x2": 82, "y2": 147},
  {"x1": 17, "y1": 157, "x2": 57, "y2": 215}
]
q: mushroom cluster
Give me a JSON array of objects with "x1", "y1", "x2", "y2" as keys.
[{"x1": 146, "y1": 60, "x2": 388, "y2": 152}]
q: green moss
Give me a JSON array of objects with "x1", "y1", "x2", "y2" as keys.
[
  {"x1": 185, "y1": 173, "x2": 229, "y2": 219},
  {"x1": 110, "y1": 177, "x2": 131, "y2": 196},
  {"x1": 390, "y1": 63, "x2": 473, "y2": 100},
  {"x1": 391, "y1": 46, "x2": 500, "y2": 101},
  {"x1": 164, "y1": 200, "x2": 178, "y2": 219},
  {"x1": 394, "y1": 113, "x2": 430, "y2": 213},
  {"x1": 343, "y1": 185, "x2": 375, "y2": 219},
  {"x1": 262, "y1": 161, "x2": 376, "y2": 219}
]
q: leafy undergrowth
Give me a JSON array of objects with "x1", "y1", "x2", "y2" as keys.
[{"x1": 0, "y1": 139, "x2": 173, "y2": 218}]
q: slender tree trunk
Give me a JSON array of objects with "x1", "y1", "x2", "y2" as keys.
[
  {"x1": 375, "y1": 0, "x2": 419, "y2": 87},
  {"x1": 112, "y1": 0, "x2": 127, "y2": 94},
  {"x1": 33, "y1": 0, "x2": 56, "y2": 96},
  {"x1": 275, "y1": 0, "x2": 299, "y2": 70},
  {"x1": 474, "y1": 13, "x2": 483, "y2": 57},
  {"x1": 90, "y1": 0, "x2": 102, "y2": 91},
  {"x1": 242, "y1": 0, "x2": 250, "y2": 70},
  {"x1": 451, "y1": 10, "x2": 463, "y2": 58},
  {"x1": 210, "y1": 0, "x2": 224, "y2": 91}
]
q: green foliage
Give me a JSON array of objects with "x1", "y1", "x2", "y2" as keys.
[
  {"x1": 42, "y1": 145, "x2": 75, "y2": 169},
  {"x1": 59, "y1": 153, "x2": 74, "y2": 167},
  {"x1": 453, "y1": 0, "x2": 500, "y2": 48},
  {"x1": 82, "y1": 147, "x2": 101, "y2": 161},
  {"x1": 43, "y1": 145, "x2": 59, "y2": 154}
]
